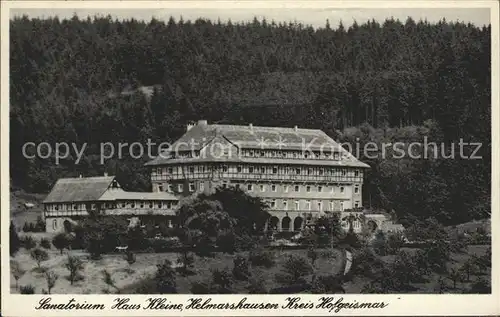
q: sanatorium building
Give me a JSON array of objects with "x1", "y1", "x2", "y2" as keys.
[{"x1": 43, "y1": 120, "x2": 371, "y2": 233}]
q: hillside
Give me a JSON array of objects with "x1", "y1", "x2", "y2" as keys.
[{"x1": 8, "y1": 16, "x2": 491, "y2": 226}]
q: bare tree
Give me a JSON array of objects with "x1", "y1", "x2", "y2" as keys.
[
  {"x1": 44, "y1": 270, "x2": 59, "y2": 294},
  {"x1": 65, "y1": 255, "x2": 84, "y2": 285}
]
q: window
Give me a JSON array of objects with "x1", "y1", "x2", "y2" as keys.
[
  {"x1": 249, "y1": 166, "x2": 254, "y2": 173},
  {"x1": 222, "y1": 183, "x2": 228, "y2": 189},
  {"x1": 235, "y1": 183, "x2": 240, "y2": 189},
  {"x1": 168, "y1": 167, "x2": 173, "y2": 174},
  {"x1": 342, "y1": 170, "x2": 347, "y2": 176},
  {"x1": 340, "y1": 186, "x2": 345, "y2": 193},
  {"x1": 354, "y1": 186, "x2": 359, "y2": 194},
  {"x1": 237, "y1": 166, "x2": 242, "y2": 173},
  {"x1": 306, "y1": 186, "x2": 311, "y2": 192},
  {"x1": 166, "y1": 202, "x2": 172, "y2": 209},
  {"x1": 189, "y1": 167, "x2": 194, "y2": 173},
  {"x1": 284, "y1": 185, "x2": 289, "y2": 193},
  {"x1": 167, "y1": 184, "x2": 173, "y2": 193},
  {"x1": 223, "y1": 165, "x2": 228, "y2": 172},
  {"x1": 158, "y1": 184, "x2": 163, "y2": 192},
  {"x1": 355, "y1": 170, "x2": 359, "y2": 177},
  {"x1": 261, "y1": 167, "x2": 266, "y2": 173},
  {"x1": 74, "y1": 205, "x2": 78, "y2": 210},
  {"x1": 189, "y1": 183, "x2": 195, "y2": 192},
  {"x1": 354, "y1": 201, "x2": 360, "y2": 208},
  {"x1": 157, "y1": 202, "x2": 162, "y2": 208},
  {"x1": 247, "y1": 184, "x2": 253, "y2": 191},
  {"x1": 283, "y1": 201, "x2": 288, "y2": 210},
  {"x1": 272, "y1": 167, "x2": 278, "y2": 174},
  {"x1": 55, "y1": 205, "x2": 59, "y2": 211},
  {"x1": 294, "y1": 185, "x2": 300, "y2": 192},
  {"x1": 53, "y1": 219, "x2": 57, "y2": 230},
  {"x1": 317, "y1": 202, "x2": 322, "y2": 211},
  {"x1": 271, "y1": 185, "x2": 277, "y2": 192},
  {"x1": 270, "y1": 200, "x2": 276, "y2": 208},
  {"x1": 329, "y1": 201, "x2": 334, "y2": 211},
  {"x1": 340, "y1": 202, "x2": 344, "y2": 211},
  {"x1": 295, "y1": 201, "x2": 300, "y2": 210},
  {"x1": 260, "y1": 184, "x2": 265, "y2": 192},
  {"x1": 306, "y1": 201, "x2": 311, "y2": 210},
  {"x1": 200, "y1": 183, "x2": 205, "y2": 191},
  {"x1": 122, "y1": 203, "x2": 126, "y2": 208},
  {"x1": 308, "y1": 168, "x2": 313, "y2": 175},
  {"x1": 140, "y1": 203, "x2": 144, "y2": 208},
  {"x1": 296, "y1": 168, "x2": 301, "y2": 175},
  {"x1": 318, "y1": 186, "x2": 322, "y2": 192},
  {"x1": 178, "y1": 184, "x2": 183, "y2": 192},
  {"x1": 131, "y1": 203, "x2": 135, "y2": 208},
  {"x1": 149, "y1": 203, "x2": 153, "y2": 208}
]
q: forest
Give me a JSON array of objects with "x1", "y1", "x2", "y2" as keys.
[{"x1": 9, "y1": 15, "x2": 491, "y2": 226}]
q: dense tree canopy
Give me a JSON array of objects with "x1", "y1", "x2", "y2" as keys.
[{"x1": 9, "y1": 15, "x2": 491, "y2": 225}]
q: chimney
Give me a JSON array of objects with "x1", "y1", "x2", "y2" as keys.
[
  {"x1": 79, "y1": 174, "x2": 82, "y2": 178},
  {"x1": 294, "y1": 125, "x2": 298, "y2": 132},
  {"x1": 104, "y1": 172, "x2": 108, "y2": 177},
  {"x1": 249, "y1": 123, "x2": 253, "y2": 132},
  {"x1": 197, "y1": 120, "x2": 208, "y2": 126}
]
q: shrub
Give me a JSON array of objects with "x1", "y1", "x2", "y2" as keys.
[
  {"x1": 425, "y1": 240, "x2": 451, "y2": 273},
  {"x1": 467, "y1": 278, "x2": 490, "y2": 294},
  {"x1": 371, "y1": 231, "x2": 388, "y2": 256},
  {"x1": 65, "y1": 255, "x2": 84, "y2": 285},
  {"x1": 20, "y1": 285, "x2": 35, "y2": 294},
  {"x1": 150, "y1": 238, "x2": 182, "y2": 252},
  {"x1": 248, "y1": 249, "x2": 275, "y2": 268},
  {"x1": 30, "y1": 248, "x2": 49, "y2": 268},
  {"x1": 102, "y1": 270, "x2": 120, "y2": 293},
  {"x1": 125, "y1": 251, "x2": 136, "y2": 265},
  {"x1": 320, "y1": 249, "x2": 336, "y2": 259},
  {"x1": 386, "y1": 232, "x2": 405, "y2": 254},
  {"x1": 307, "y1": 247, "x2": 318, "y2": 266},
  {"x1": 40, "y1": 238, "x2": 51, "y2": 249},
  {"x1": 232, "y1": 255, "x2": 250, "y2": 281},
  {"x1": 275, "y1": 255, "x2": 313, "y2": 285},
  {"x1": 246, "y1": 275, "x2": 267, "y2": 294},
  {"x1": 52, "y1": 233, "x2": 70, "y2": 254},
  {"x1": 311, "y1": 275, "x2": 345, "y2": 294},
  {"x1": 210, "y1": 268, "x2": 233, "y2": 293},
  {"x1": 10, "y1": 222, "x2": 21, "y2": 256},
  {"x1": 351, "y1": 247, "x2": 385, "y2": 278},
  {"x1": 126, "y1": 228, "x2": 151, "y2": 251},
  {"x1": 36, "y1": 216, "x2": 46, "y2": 232},
  {"x1": 176, "y1": 251, "x2": 195, "y2": 275},
  {"x1": 11, "y1": 260, "x2": 26, "y2": 289},
  {"x1": 216, "y1": 230, "x2": 236, "y2": 253},
  {"x1": 155, "y1": 260, "x2": 177, "y2": 293},
  {"x1": 21, "y1": 235, "x2": 36, "y2": 250},
  {"x1": 44, "y1": 270, "x2": 59, "y2": 294},
  {"x1": 235, "y1": 234, "x2": 259, "y2": 251},
  {"x1": 449, "y1": 234, "x2": 468, "y2": 253}
]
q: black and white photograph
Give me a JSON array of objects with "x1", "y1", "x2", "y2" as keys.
[{"x1": 1, "y1": 0, "x2": 498, "y2": 315}]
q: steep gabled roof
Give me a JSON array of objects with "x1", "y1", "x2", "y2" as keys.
[{"x1": 43, "y1": 176, "x2": 115, "y2": 203}]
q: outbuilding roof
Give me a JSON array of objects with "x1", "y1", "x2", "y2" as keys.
[{"x1": 43, "y1": 176, "x2": 115, "y2": 203}]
